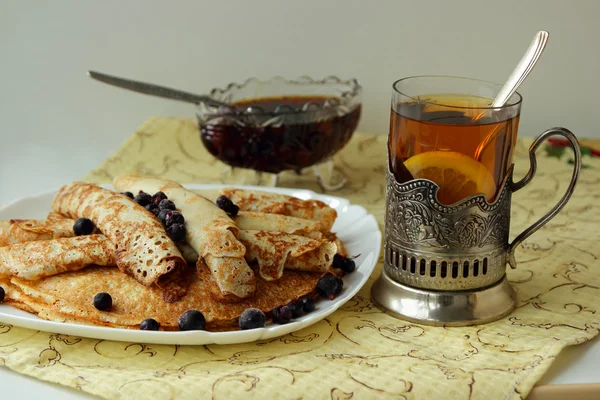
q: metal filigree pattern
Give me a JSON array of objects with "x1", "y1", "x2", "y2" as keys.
[{"x1": 384, "y1": 165, "x2": 513, "y2": 291}]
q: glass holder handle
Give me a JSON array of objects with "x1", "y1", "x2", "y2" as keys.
[{"x1": 506, "y1": 127, "x2": 582, "y2": 269}]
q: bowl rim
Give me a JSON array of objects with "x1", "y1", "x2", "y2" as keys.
[{"x1": 199, "y1": 76, "x2": 362, "y2": 116}]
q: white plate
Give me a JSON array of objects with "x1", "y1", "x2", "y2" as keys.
[{"x1": 0, "y1": 184, "x2": 381, "y2": 345}]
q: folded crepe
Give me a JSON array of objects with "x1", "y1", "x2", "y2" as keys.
[
  {"x1": 238, "y1": 230, "x2": 337, "y2": 281},
  {"x1": 235, "y1": 211, "x2": 324, "y2": 238},
  {"x1": 52, "y1": 182, "x2": 188, "y2": 302},
  {"x1": 0, "y1": 217, "x2": 74, "y2": 247},
  {"x1": 0, "y1": 235, "x2": 115, "y2": 280},
  {"x1": 3, "y1": 262, "x2": 326, "y2": 330},
  {"x1": 219, "y1": 188, "x2": 337, "y2": 231},
  {"x1": 113, "y1": 175, "x2": 255, "y2": 300}
]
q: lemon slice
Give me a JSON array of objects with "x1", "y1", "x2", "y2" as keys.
[{"x1": 403, "y1": 151, "x2": 496, "y2": 205}]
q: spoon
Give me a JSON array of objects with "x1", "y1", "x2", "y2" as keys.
[
  {"x1": 474, "y1": 30, "x2": 549, "y2": 160},
  {"x1": 88, "y1": 70, "x2": 232, "y2": 108}
]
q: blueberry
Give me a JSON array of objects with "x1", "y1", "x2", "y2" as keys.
[
  {"x1": 140, "y1": 318, "x2": 160, "y2": 331},
  {"x1": 302, "y1": 297, "x2": 316, "y2": 313},
  {"x1": 316, "y1": 276, "x2": 343, "y2": 300},
  {"x1": 272, "y1": 306, "x2": 292, "y2": 324},
  {"x1": 0, "y1": 286, "x2": 5, "y2": 303},
  {"x1": 178, "y1": 310, "x2": 206, "y2": 331},
  {"x1": 158, "y1": 199, "x2": 176, "y2": 211},
  {"x1": 286, "y1": 300, "x2": 304, "y2": 318},
  {"x1": 145, "y1": 204, "x2": 159, "y2": 216},
  {"x1": 332, "y1": 253, "x2": 345, "y2": 269},
  {"x1": 216, "y1": 195, "x2": 239, "y2": 216},
  {"x1": 93, "y1": 292, "x2": 112, "y2": 311},
  {"x1": 341, "y1": 258, "x2": 356, "y2": 273},
  {"x1": 73, "y1": 218, "x2": 95, "y2": 236},
  {"x1": 134, "y1": 191, "x2": 152, "y2": 206},
  {"x1": 239, "y1": 308, "x2": 266, "y2": 330},
  {"x1": 165, "y1": 211, "x2": 185, "y2": 227},
  {"x1": 157, "y1": 209, "x2": 170, "y2": 224},
  {"x1": 167, "y1": 223, "x2": 186, "y2": 241},
  {"x1": 122, "y1": 191, "x2": 134, "y2": 199},
  {"x1": 152, "y1": 191, "x2": 168, "y2": 205}
]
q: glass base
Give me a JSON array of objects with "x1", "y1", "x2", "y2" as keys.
[
  {"x1": 219, "y1": 158, "x2": 347, "y2": 191},
  {"x1": 371, "y1": 270, "x2": 516, "y2": 326}
]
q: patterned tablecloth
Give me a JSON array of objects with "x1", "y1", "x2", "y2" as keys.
[{"x1": 1, "y1": 117, "x2": 599, "y2": 399}]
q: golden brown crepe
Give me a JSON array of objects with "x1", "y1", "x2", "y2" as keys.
[
  {"x1": 0, "y1": 235, "x2": 116, "y2": 280},
  {"x1": 52, "y1": 182, "x2": 188, "y2": 302},
  {"x1": 4, "y1": 262, "x2": 326, "y2": 330},
  {"x1": 0, "y1": 214, "x2": 198, "y2": 266},
  {"x1": 0, "y1": 217, "x2": 74, "y2": 247},
  {"x1": 239, "y1": 230, "x2": 337, "y2": 281},
  {"x1": 235, "y1": 211, "x2": 324, "y2": 238},
  {"x1": 220, "y1": 188, "x2": 337, "y2": 231},
  {"x1": 113, "y1": 175, "x2": 255, "y2": 300}
]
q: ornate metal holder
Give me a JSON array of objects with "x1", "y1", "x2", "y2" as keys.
[{"x1": 372, "y1": 127, "x2": 582, "y2": 326}]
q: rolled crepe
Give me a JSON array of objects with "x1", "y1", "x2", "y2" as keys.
[
  {"x1": 238, "y1": 230, "x2": 337, "y2": 281},
  {"x1": 52, "y1": 182, "x2": 188, "y2": 302},
  {"x1": 0, "y1": 217, "x2": 74, "y2": 247},
  {"x1": 113, "y1": 175, "x2": 255, "y2": 300},
  {"x1": 235, "y1": 211, "x2": 323, "y2": 238},
  {"x1": 219, "y1": 188, "x2": 337, "y2": 231},
  {"x1": 0, "y1": 235, "x2": 115, "y2": 280}
]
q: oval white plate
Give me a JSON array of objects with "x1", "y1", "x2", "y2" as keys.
[{"x1": 0, "y1": 184, "x2": 381, "y2": 345}]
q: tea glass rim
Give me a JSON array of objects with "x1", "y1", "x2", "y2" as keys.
[{"x1": 392, "y1": 75, "x2": 523, "y2": 110}]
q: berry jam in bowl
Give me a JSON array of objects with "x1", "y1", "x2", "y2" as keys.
[{"x1": 197, "y1": 76, "x2": 362, "y2": 190}]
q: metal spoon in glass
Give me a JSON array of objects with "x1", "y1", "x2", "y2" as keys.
[
  {"x1": 473, "y1": 30, "x2": 549, "y2": 160},
  {"x1": 88, "y1": 70, "x2": 231, "y2": 108}
]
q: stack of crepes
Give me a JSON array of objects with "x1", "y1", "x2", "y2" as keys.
[{"x1": 0, "y1": 176, "x2": 343, "y2": 330}]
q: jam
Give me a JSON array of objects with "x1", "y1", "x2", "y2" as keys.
[{"x1": 199, "y1": 96, "x2": 361, "y2": 174}]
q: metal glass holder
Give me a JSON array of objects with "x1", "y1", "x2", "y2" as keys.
[{"x1": 372, "y1": 127, "x2": 582, "y2": 326}]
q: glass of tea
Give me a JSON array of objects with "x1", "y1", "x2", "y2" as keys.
[
  {"x1": 197, "y1": 77, "x2": 362, "y2": 190},
  {"x1": 375, "y1": 75, "x2": 581, "y2": 325},
  {"x1": 389, "y1": 75, "x2": 521, "y2": 204}
]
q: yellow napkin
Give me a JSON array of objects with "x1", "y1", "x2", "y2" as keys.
[{"x1": 0, "y1": 117, "x2": 598, "y2": 399}]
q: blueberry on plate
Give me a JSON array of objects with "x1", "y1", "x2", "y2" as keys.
[
  {"x1": 167, "y1": 223, "x2": 186, "y2": 241},
  {"x1": 316, "y1": 276, "x2": 343, "y2": 300},
  {"x1": 165, "y1": 211, "x2": 185, "y2": 226},
  {"x1": 93, "y1": 292, "x2": 112, "y2": 311},
  {"x1": 0, "y1": 286, "x2": 5, "y2": 303},
  {"x1": 341, "y1": 258, "x2": 356, "y2": 273},
  {"x1": 158, "y1": 199, "x2": 176, "y2": 211},
  {"x1": 140, "y1": 318, "x2": 160, "y2": 331},
  {"x1": 286, "y1": 300, "x2": 304, "y2": 318},
  {"x1": 178, "y1": 310, "x2": 206, "y2": 331},
  {"x1": 272, "y1": 306, "x2": 292, "y2": 324},
  {"x1": 239, "y1": 308, "x2": 266, "y2": 330},
  {"x1": 122, "y1": 191, "x2": 134, "y2": 199},
  {"x1": 332, "y1": 253, "x2": 345, "y2": 269},
  {"x1": 73, "y1": 218, "x2": 95, "y2": 236},
  {"x1": 152, "y1": 191, "x2": 168, "y2": 205},
  {"x1": 216, "y1": 195, "x2": 239, "y2": 216},
  {"x1": 134, "y1": 191, "x2": 152, "y2": 206},
  {"x1": 302, "y1": 297, "x2": 316, "y2": 313}
]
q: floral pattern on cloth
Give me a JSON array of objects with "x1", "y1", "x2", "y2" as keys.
[{"x1": 0, "y1": 117, "x2": 598, "y2": 400}]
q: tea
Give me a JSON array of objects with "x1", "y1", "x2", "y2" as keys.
[{"x1": 389, "y1": 93, "x2": 520, "y2": 204}]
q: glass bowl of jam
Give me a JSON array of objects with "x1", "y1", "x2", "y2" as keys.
[{"x1": 196, "y1": 76, "x2": 362, "y2": 189}]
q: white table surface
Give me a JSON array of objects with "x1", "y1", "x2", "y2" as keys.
[{"x1": 1, "y1": 143, "x2": 599, "y2": 398}]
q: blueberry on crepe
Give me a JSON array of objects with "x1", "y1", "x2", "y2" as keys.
[
  {"x1": 73, "y1": 218, "x2": 94, "y2": 236},
  {"x1": 239, "y1": 308, "x2": 266, "y2": 330},
  {"x1": 178, "y1": 310, "x2": 206, "y2": 331}
]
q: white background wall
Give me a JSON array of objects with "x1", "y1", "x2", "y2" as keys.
[{"x1": 1, "y1": 0, "x2": 598, "y2": 203}]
